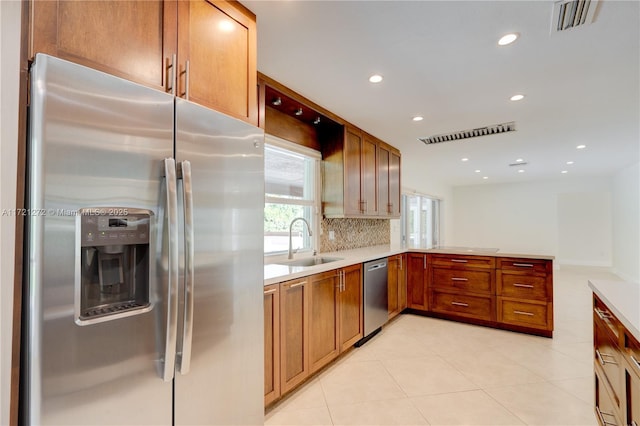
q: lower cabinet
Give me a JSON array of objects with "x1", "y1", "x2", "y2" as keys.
[
  {"x1": 308, "y1": 270, "x2": 340, "y2": 374},
  {"x1": 269, "y1": 264, "x2": 363, "y2": 406},
  {"x1": 591, "y1": 293, "x2": 640, "y2": 426},
  {"x1": 279, "y1": 277, "x2": 310, "y2": 394},
  {"x1": 387, "y1": 254, "x2": 407, "y2": 320},
  {"x1": 264, "y1": 284, "x2": 280, "y2": 406},
  {"x1": 407, "y1": 253, "x2": 428, "y2": 310}
]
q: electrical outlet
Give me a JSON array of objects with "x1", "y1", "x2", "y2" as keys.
[{"x1": 329, "y1": 230, "x2": 335, "y2": 241}]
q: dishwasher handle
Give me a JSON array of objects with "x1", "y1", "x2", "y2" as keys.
[{"x1": 367, "y1": 262, "x2": 387, "y2": 271}]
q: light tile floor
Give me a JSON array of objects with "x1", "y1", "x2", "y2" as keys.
[{"x1": 265, "y1": 266, "x2": 622, "y2": 425}]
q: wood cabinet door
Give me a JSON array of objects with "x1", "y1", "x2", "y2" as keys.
[
  {"x1": 344, "y1": 126, "x2": 363, "y2": 215},
  {"x1": 362, "y1": 134, "x2": 378, "y2": 215},
  {"x1": 407, "y1": 253, "x2": 427, "y2": 310},
  {"x1": 279, "y1": 278, "x2": 309, "y2": 394},
  {"x1": 398, "y1": 254, "x2": 408, "y2": 310},
  {"x1": 378, "y1": 144, "x2": 390, "y2": 216},
  {"x1": 264, "y1": 284, "x2": 280, "y2": 406},
  {"x1": 177, "y1": 0, "x2": 257, "y2": 124},
  {"x1": 29, "y1": 0, "x2": 176, "y2": 92},
  {"x1": 308, "y1": 271, "x2": 340, "y2": 374},
  {"x1": 389, "y1": 152, "x2": 401, "y2": 217},
  {"x1": 339, "y1": 264, "x2": 363, "y2": 351},
  {"x1": 387, "y1": 255, "x2": 400, "y2": 319}
]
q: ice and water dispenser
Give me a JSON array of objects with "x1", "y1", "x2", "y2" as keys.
[{"x1": 76, "y1": 207, "x2": 153, "y2": 325}]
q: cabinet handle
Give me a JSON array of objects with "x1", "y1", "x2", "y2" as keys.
[
  {"x1": 451, "y1": 259, "x2": 468, "y2": 263},
  {"x1": 512, "y1": 263, "x2": 534, "y2": 268},
  {"x1": 595, "y1": 349, "x2": 618, "y2": 366},
  {"x1": 451, "y1": 277, "x2": 468, "y2": 282},
  {"x1": 451, "y1": 301, "x2": 468, "y2": 307},
  {"x1": 513, "y1": 283, "x2": 534, "y2": 288},
  {"x1": 594, "y1": 307, "x2": 612, "y2": 321},
  {"x1": 513, "y1": 310, "x2": 534, "y2": 316},
  {"x1": 595, "y1": 406, "x2": 617, "y2": 426},
  {"x1": 387, "y1": 202, "x2": 393, "y2": 213},
  {"x1": 289, "y1": 281, "x2": 306, "y2": 289},
  {"x1": 166, "y1": 54, "x2": 176, "y2": 95},
  {"x1": 263, "y1": 288, "x2": 277, "y2": 295},
  {"x1": 423, "y1": 255, "x2": 426, "y2": 269},
  {"x1": 631, "y1": 355, "x2": 640, "y2": 370},
  {"x1": 399, "y1": 255, "x2": 403, "y2": 270},
  {"x1": 179, "y1": 60, "x2": 190, "y2": 99}
]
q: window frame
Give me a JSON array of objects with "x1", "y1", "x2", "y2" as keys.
[
  {"x1": 264, "y1": 135, "x2": 321, "y2": 257},
  {"x1": 401, "y1": 192, "x2": 441, "y2": 248}
]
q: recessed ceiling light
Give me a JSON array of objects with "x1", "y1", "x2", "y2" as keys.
[
  {"x1": 566, "y1": 161, "x2": 574, "y2": 165},
  {"x1": 498, "y1": 33, "x2": 519, "y2": 46},
  {"x1": 368, "y1": 74, "x2": 383, "y2": 83},
  {"x1": 483, "y1": 176, "x2": 489, "y2": 180},
  {"x1": 412, "y1": 116, "x2": 424, "y2": 122},
  {"x1": 510, "y1": 94, "x2": 525, "y2": 101},
  {"x1": 515, "y1": 158, "x2": 524, "y2": 163},
  {"x1": 561, "y1": 170, "x2": 568, "y2": 174},
  {"x1": 576, "y1": 144, "x2": 586, "y2": 149},
  {"x1": 461, "y1": 158, "x2": 469, "y2": 162},
  {"x1": 518, "y1": 169, "x2": 525, "y2": 173},
  {"x1": 475, "y1": 170, "x2": 481, "y2": 173}
]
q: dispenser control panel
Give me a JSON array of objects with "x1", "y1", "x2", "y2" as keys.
[{"x1": 79, "y1": 209, "x2": 150, "y2": 247}]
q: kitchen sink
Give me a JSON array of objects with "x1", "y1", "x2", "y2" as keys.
[{"x1": 277, "y1": 256, "x2": 344, "y2": 267}]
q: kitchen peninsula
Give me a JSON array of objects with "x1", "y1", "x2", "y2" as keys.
[{"x1": 264, "y1": 245, "x2": 555, "y2": 406}]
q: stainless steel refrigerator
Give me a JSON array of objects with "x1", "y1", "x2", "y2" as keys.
[{"x1": 23, "y1": 54, "x2": 264, "y2": 425}]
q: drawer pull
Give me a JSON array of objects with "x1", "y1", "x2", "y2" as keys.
[
  {"x1": 630, "y1": 354, "x2": 640, "y2": 370},
  {"x1": 263, "y1": 288, "x2": 277, "y2": 295},
  {"x1": 513, "y1": 283, "x2": 534, "y2": 288},
  {"x1": 451, "y1": 259, "x2": 468, "y2": 263},
  {"x1": 451, "y1": 301, "x2": 469, "y2": 307},
  {"x1": 595, "y1": 349, "x2": 618, "y2": 366},
  {"x1": 289, "y1": 281, "x2": 306, "y2": 289},
  {"x1": 513, "y1": 310, "x2": 534, "y2": 316},
  {"x1": 595, "y1": 407, "x2": 618, "y2": 426},
  {"x1": 594, "y1": 307, "x2": 612, "y2": 321},
  {"x1": 451, "y1": 277, "x2": 468, "y2": 282},
  {"x1": 512, "y1": 263, "x2": 533, "y2": 267}
]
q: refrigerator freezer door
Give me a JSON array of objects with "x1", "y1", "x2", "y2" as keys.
[
  {"x1": 25, "y1": 55, "x2": 174, "y2": 425},
  {"x1": 174, "y1": 98, "x2": 265, "y2": 425}
]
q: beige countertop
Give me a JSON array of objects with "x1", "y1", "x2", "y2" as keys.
[
  {"x1": 264, "y1": 244, "x2": 555, "y2": 286},
  {"x1": 588, "y1": 279, "x2": 640, "y2": 341}
]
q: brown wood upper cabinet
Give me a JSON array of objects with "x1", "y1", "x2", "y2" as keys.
[
  {"x1": 378, "y1": 142, "x2": 401, "y2": 218},
  {"x1": 29, "y1": 0, "x2": 257, "y2": 125},
  {"x1": 323, "y1": 126, "x2": 400, "y2": 218}
]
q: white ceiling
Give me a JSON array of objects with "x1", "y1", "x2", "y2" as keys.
[{"x1": 243, "y1": 0, "x2": 639, "y2": 187}]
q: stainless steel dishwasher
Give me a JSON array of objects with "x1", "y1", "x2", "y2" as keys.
[{"x1": 357, "y1": 258, "x2": 388, "y2": 345}]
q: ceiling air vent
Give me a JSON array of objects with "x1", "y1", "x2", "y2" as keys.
[
  {"x1": 552, "y1": 0, "x2": 599, "y2": 32},
  {"x1": 419, "y1": 121, "x2": 516, "y2": 145}
]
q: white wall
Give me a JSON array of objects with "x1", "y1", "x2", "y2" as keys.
[
  {"x1": 0, "y1": 1, "x2": 21, "y2": 423},
  {"x1": 450, "y1": 176, "x2": 613, "y2": 264},
  {"x1": 612, "y1": 162, "x2": 640, "y2": 282}
]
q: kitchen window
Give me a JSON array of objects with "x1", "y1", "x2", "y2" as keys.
[
  {"x1": 401, "y1": 193, "x2": 440, "y2": 248},
  {"x1": 264, "y1": 136, "x2": 321, "y2": 255}
]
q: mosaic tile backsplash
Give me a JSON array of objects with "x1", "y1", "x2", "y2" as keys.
[{"x1": 320, "y1": 218, "x2": 390, "y2": 252}]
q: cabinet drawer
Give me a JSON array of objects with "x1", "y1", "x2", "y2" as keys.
[
  {"x1": 625, "y1": 331, "x2": 640, "y2": 379},
  {"x1": 429, "y1": 254, "x2": 495, "y2": 269},
  {"x1": 432, "y1": 268, "x2": 492, "y2": 294},
  {"x1": 594, "y1": 319, "x2": 623, "y2": 407},
  {"x1": 430, "y1": 290, "x2": 493, "y2": 321},
  {"x1": 498, "y1": 298, "x2": 550, "y2": 329},
  {"x1": 594, "y1": 295, "x2": 622, "y2": 343},
  {"x1": 498, "y1": 274, "x2": 548, "y2": 301},
  {"x1": 595, "y1": 366, "x2": 623, "y2": 426},
  {"x1": 497, "y1": 258, "x2": 550, "y2": 275}
]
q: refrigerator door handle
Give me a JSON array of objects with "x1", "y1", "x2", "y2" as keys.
[
  {"x1": 162, "y1": 158, "x2": 179, "y2": 381},
  {"x1": 178, "y1": 160, "x2": 195, "y2": 374}
]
